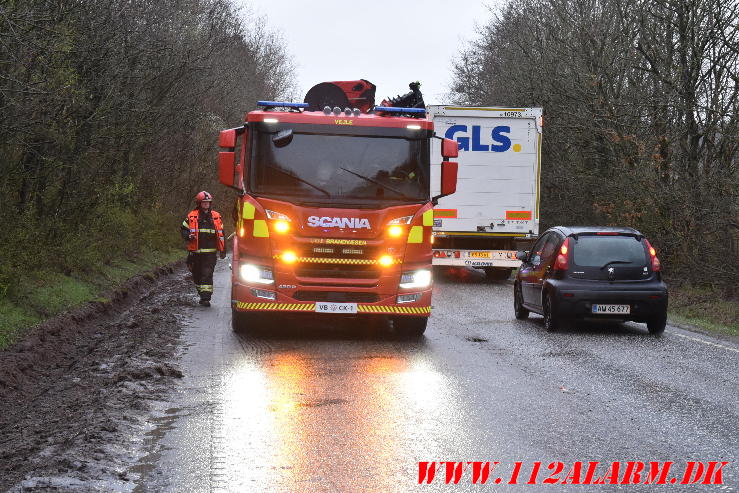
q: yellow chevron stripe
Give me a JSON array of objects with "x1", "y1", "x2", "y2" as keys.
[
  {"x1": 235, "y1": 302, "x2": 431, "y2": 314},
  {"x1": 272, "y1": 255, "x2": 402, "y2": 265}
]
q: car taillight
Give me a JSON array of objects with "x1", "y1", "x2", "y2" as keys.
[
  {"x1": 554, "y1": 237, "x2": 570, "y2": 271},
  {"x1": 645, "y1": 239, "x2": 661, "y2": 272}
]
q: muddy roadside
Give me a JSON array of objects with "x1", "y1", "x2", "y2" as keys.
[{"x1": 0, "y1": 263, "x2": 194, "y2": 491}]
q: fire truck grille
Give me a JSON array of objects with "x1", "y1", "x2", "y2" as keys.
[
  {"x1": 295, "y1": 264, "x2": 380, "y2": 279},
  {"x1": 300, "y1": 241, "x2": 380, "y2": 259},
  {"x1": 293, "y1": 291, "x2": 379, "y2": 303}
]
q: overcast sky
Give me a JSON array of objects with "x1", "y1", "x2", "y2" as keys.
[{"x1": 240, "y1": 0, "x2": 506, "y2": 105}]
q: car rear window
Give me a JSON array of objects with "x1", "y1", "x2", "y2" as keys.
[{"x1": 572, "y1": 236, "x2": 647, "y2": 267}]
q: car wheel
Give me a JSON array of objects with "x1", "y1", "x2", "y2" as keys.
[
  {"x1": 543, "y1": 293, "x2": 560, "y2": 332},
  {"x1": 514, "y1": 283, "x2": 529, "y2": 320},
  {"x1": 647, "y1": 313, "x2": 667, "y2": 335},
  {"x1": 393, "y1": 316, "x2": 428, "y2": 337}
]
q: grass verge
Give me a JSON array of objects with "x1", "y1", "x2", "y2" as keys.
[
  {"x1": 667, "y1": 284, "x2": 739, "y2": 337},
  {"x1": 0, "y1": 249, "x2": 184, "y2": 350}
]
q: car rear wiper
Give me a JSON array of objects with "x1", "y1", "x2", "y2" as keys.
[
  {"x1": 266, "y1": 165, "x2": 331, "y2": 197},
  {"x1": 339, "y1": 167, "x2": 414, "y2": 200},
  {"x1": 600, "y1": 260, "x2": 633, "y2": 269}
]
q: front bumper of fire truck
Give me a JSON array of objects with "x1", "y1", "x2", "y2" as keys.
[{"x1": 231, "y1": 257, "x2": 432, "y2": 317}]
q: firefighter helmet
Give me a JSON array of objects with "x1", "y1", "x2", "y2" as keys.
[{"x1": 195, "y1": 191, "x2": 213, "y2": 203}]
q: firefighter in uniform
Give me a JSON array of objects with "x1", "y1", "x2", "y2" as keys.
[{"x1": 180, "y1": 191, "x2": 226, "y2": 306}]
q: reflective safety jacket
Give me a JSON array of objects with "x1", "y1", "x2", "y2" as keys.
[{"x1": 182, "y1": 209, "x2": 225, "y2": 253}]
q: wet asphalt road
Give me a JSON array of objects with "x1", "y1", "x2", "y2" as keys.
[{"x1": 137, "y1": 263, "x2": 738, "y2": 492}]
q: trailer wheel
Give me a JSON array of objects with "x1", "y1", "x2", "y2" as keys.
[
  {"x1": 393, "y1": 316, "x2": 428, "y2": 337},
  {"x1": 484, "y1": 268, "x2": 512, "y2": 281},
  {"x1": 232, "y1": 309, "x2": 255, "y2": 333}
]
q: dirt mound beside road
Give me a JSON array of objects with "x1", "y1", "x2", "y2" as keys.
[{"x1": 0, "y1": 263, "x2": 193, "y2": 491}]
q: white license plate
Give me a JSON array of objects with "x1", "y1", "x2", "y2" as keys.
[
  {"x1": 592, "y1": 304, "x2": 630, "y2": 314},
  {"x1": 315, "y1": 302, "x2": 357, "y2": 314}
]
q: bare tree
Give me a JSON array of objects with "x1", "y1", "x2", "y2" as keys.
[{"x1": 450, "y1": 0, "x2": 738, "y2": 291}]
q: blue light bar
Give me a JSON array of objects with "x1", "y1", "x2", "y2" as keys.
[
  {"x1": 374, "y1": 106, "x2": 426, "y2": 114},
  {"x1": 257, "y1": 101, "x2": 310, "y2": 109}
]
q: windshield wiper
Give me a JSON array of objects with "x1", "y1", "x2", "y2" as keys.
[
  {"x1": 266, "y1": 165, "x2": 331, "y2": 197},
  {"x1": 339, "y1": 167, "x2": 414, "y2": 200},
  {"x1": 600, "y1": 260, "x2": 633, "y2": 269}
]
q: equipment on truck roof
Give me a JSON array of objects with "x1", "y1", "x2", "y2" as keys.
[
  {"x1": 380, "y1": 81, "x2": 425, "y2": 110},
  {"x1": 303, "y1": 79, "x2": 425, "y2": 116},
  {"x1": 304, "y1": 79, "x2": 376, "y2": 113}
]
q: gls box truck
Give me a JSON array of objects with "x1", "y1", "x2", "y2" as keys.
[{"x1": 429, "y1": 106, "x2": 543, "y2": 279}]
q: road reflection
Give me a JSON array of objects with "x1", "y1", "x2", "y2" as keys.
[{"x1": 215, "y1": 323, "x2": 463, "y2": 492}]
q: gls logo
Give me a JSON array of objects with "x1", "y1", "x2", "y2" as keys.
[
  {"x1": 445, "y1": 125, "x2": 520, "y2": 152},
  {"x1": 307, "y1": 216, "x2": 371, "y2": 229}
]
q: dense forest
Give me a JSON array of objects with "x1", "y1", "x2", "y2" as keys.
[
  {"x1": 0, "y1": 0, "x2": 294, "y2": 297},
  {"x1": 451, "y1": 0, "x2": 738, "y2": 293}
]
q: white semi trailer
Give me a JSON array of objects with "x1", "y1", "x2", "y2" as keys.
[{"x1": 429, "y1": 105, "x2": 543, "y2": 279}]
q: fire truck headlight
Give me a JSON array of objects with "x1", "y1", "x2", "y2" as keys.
[
  {"x1": 388, "y1": 215, "x2": 413, "y2": 225},
  {"x1": 399, "y1": 269, "x2": 431, "y2": 289},
  {"x1": 388, "y1": 225, "x2": 403, "y2": 237},
  {"x1": 239, "y1": 264, "x2": 274, "y2": 284},
  {"x1": 274, "y1": 220, "x2": 289, "y2": 233},
  {"x1": 265, "y1": 210, "x2": 292, "y2": 234}
]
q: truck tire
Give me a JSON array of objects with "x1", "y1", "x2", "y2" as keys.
[
  {"x1": 484, "y1": 268, "x2": 512, "y2": 281},
  {"x1": 647, "y1": 313, "x2": 667, "y2": 335},
  {"x1": 232, "y1": 309, "x2": 255, "y2": 333},
  {"x1": 393, "y1": 316, "x2": 428, "y2": 337}
]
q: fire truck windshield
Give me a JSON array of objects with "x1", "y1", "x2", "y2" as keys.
[{"x1": 250, "y1": 127, "x2": 430, "y2": 206}]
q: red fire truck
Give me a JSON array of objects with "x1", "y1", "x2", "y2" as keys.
[{"x1": 217, "y1": 81, "x2": 458, "y2": 335}]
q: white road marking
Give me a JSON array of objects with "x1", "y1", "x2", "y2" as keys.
[{"x1": 671, "y1": 331, "x2": 739, "y2": 353}]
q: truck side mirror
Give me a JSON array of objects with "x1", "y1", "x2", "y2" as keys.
[
  {"x1": 442, "y1": 138, "x2": 459, "y2": 159},
  {"x1": 218, "y1": 127, "x2": 246, "y2": 190},
  {"x1": 219, "y1": 152, "x2": 236, "y2": 187},
  {"x1": 219, "y1": 129, "x2": 237, "y2": 148},
  {"x1": 441, "y1": 160, "x2": 458, "y2": 196},
  {"x1": 433, "y1": 160, "x2": 458, "y2": 204}
]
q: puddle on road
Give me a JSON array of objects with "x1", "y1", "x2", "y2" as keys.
[{"x1": 129, "y1": 407, "x2": 186, "y2": 492}]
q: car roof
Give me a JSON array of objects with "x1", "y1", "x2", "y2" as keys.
[{"x1": 545, "y1": 226, "x2": 643, "y2": 237}]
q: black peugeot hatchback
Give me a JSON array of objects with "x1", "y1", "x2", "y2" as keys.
[{"x1": 513, "y1": 226, "x2": 668, "y2": 334}]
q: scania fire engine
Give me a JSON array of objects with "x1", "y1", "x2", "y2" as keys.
[{"x1": 217, "y1": 80, "x2": 459, "y2": 335}]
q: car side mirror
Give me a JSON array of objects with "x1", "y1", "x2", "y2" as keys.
[{"x1": 516, "y1": 250, "x2": 528, "y2": 261}]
